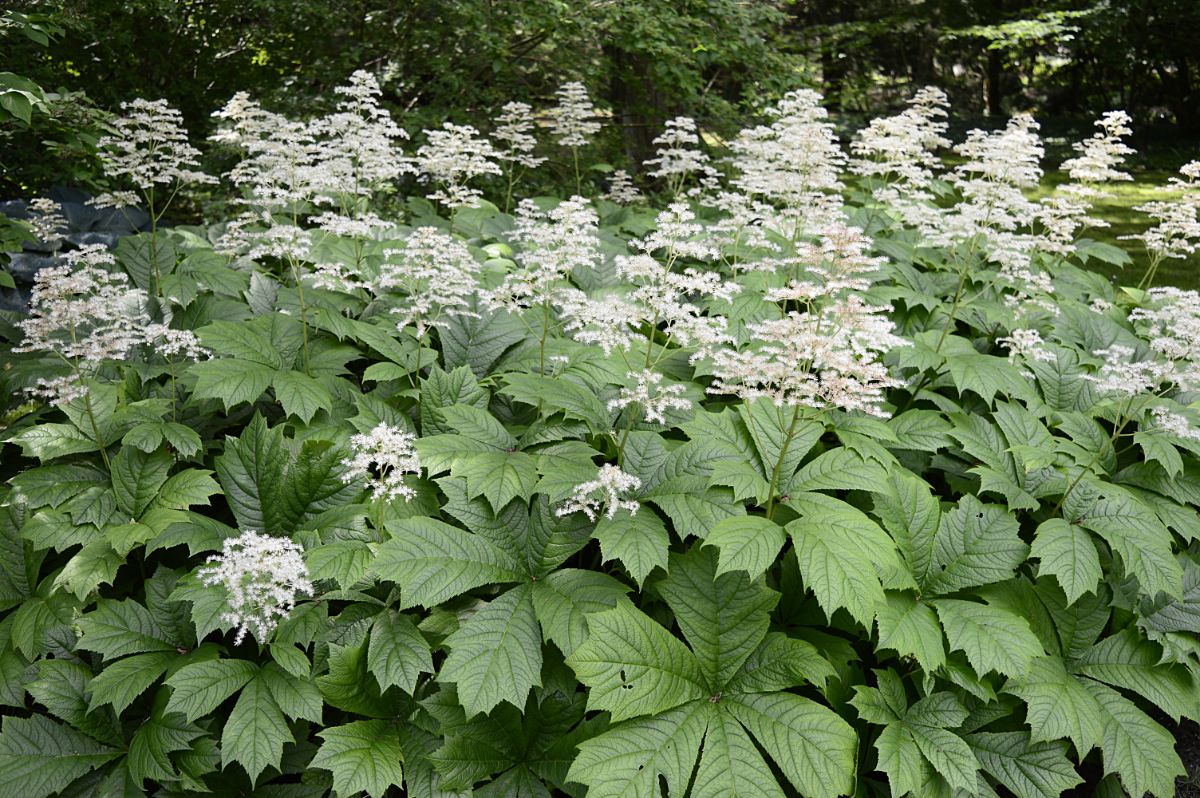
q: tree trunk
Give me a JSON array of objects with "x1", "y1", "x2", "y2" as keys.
[
  {"x1": 984, "y1": 49, "x2": 1004, "y2": 116},
  {"x1": 603, "y1": 44, "x2": 666, "y2": 170}
]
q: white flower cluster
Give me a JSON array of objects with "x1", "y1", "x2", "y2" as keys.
[
  {"x1": 93, "y1": 98, "x2": 215, "y2": 208},
  {"x1": 379, "y1": 227, "x2": 481, "y2": 335},
  {"x1": 26, "y1": 198, "x2": 67, "y2": 244},
  {"x1": 550, "y1": 81, "x2": 601, "y2": 148},
  {"x1": 413, "y1": 122, "x2": 503, "y2": 208},
  {"x1": 1084, "y1": 345, "x2": 1173, "y2": 397},
  {"x1": 1122, "y1": 161, "x2": 1200, "y2": 261},
  {"x1": 484, "y1": 196, "x2": 600, "y2": 312},
  {"x1": 341, "y1": 423, "x2": 422, "y2": 501},
  {"x1": 764, "y1": 224, "x2": 885, "y2": 302},
  {"x1": 556, "y1": 290, "x2": 642, "y2": 356},
  {"x1": 644, "y1": 116, "x2": 716, "y2": 194},
  {"x1": 198, "y1": 530, "x2": 312, "y2": 645},
  {"x1": 605, "y1": 169, "x2": 643, "y2": 205},
  {"x1": 15, "y1": 246, "x2": 148, "y2": 402},
  {"x1": 211, "y1": 71, "x2": 408, "y2": 258},
  {"x1": 1149, "y1": 407, "x2": 1200, "y2": 442},
  {"x1": 996, "y1": 328, "x2": 1055, "y2": 364},
  {"x1": 556, "y1": 464, "x2": 642, "y2": 520},
  {"x1": 608, "y1": 370, "x2": 692, "y2": 424},
  {"x1": 1061, "y1": 110, "x2": 1135, "y2": 186},
  {"x1": 1129, "y1": 287, "x2": 1200, "y2": 363},
  {"x1": 493, "y1": 102, "x2": 546, "y2": 169},
  {"x1": 850, "y1": 86, "x2": 950, "y2": 196},
  {"x1": 728, "y1": 89, "x2": 846, "y2": 228},
  {"x1": 708, "y1": 294, "x2": 907, "y2": 417}
]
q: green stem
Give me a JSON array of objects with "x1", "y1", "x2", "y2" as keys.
[
  {"x1": 764, "y1": 405, "x2": 803, "y2": 521},
  {"x1": 539, "y1": 300, "x2": 551, "y2": 374},
  {"x1": 83, "y1": 389, "x2": 111, "y2": 472},
  {"x1": 1049, "y1": 398, "x2": 1133, "y2": 517},
  {"x1": 290, "y1": 261, "x2": 312, "y2": 376},
  {"x1": 898, "y1": 255, "x2": 974, "y2": 412}
]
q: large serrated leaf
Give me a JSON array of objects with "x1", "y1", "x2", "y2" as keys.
[{"x1": 439, "y1": 583, "x2": 542, "y2": 716}]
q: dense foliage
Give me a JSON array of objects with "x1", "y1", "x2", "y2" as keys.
[
  {"x1": 4, "y1": 1, "x2": 1200, "y2": 198},
  {"x1": 1, "y1": 70, "x2": 1200, "y2": 798}
]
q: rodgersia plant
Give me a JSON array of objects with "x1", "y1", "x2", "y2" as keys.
[
  {"x1": 412, "y1": 122, "x2": 502, "y2": 209},
  {"x1": 198, "y1": 530, "x2": 312, "y2": 645},
  {"x1": 4, "y1": 79, "x2": 1200, "y2": 798},
  {"x1": 550, "y1": 80, "x2": 602, "y2": 193},
  {"x1": 492, "y1": 101, "x2": 546, "y2": 211}
]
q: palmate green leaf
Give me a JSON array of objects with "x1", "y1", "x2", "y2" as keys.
[
  {"x1": 420, "y1": 365, "x2": 490, "y2": 433},
  {"x1": 1076, "y1": 484, "x2": 1182, "y2": 598},
  {"x1": 787, "y1": 447, "x2": 891, "y2": 493},
  {"x1": 501, "y1": 372, "x2": 610, "y2": 430},
  {"x1": 441, "y1": 303, "x2": 527, "y2": 378},
  {"x1": 565, "y1": 601, "x2": 708, "y2": 721},
  {"x1": 439, "y1": 583, "x2": 543, "y2": 717},
  {"x1": 853, "y1": 674, "x2": 976, "y2": 793},
  {"x1": 644, "y1": 478, "x2": 745, "y2": 534},
  {"x1": 531, "y1": 568, "x2": 629, "y2": 657},
  {"x1": 214, "y1": 414, "x2": 288, "y2": 532},
  {"x1": 0, "y1": 714, "x2": 121, "y2": 798},
  {"x1": 220, "y1": 672, "x2": 292, "y2": 786},
  {"x1": 375, "y1": 516, "x2": 525, "y2": 608},
  {"x1": 8, "y1": 422, "x2": 100, "y2": 460},
  {"x1": 967, "y1": 731, "x2": 1082, "y2": 798},
  {"x1": 155, "y1": 468, "x2": 221, "y2": 510},
  {"x1": 945, "y1": 350, "x2": 1035, "y2": 405},
  {"x1": 932, "y1": 599, "x2": 1042, "y2": 677},
  {"x1": 692, "y1": 709, "x2": 784, "y2": 798},
  {"x1": 89, "y1": 650, "x2": 176, "y2": 715},
  {"x1": 737, "y1": 399, "x2": 822, "y2": 482},
  {"x1": 657, "y1": 547, "x2": 778, "y2": 689},
  {"x1": 196, "y1": 318, "x2": 282, "y2": 368},
  {"x1": 367, "y1": 609, "x2": 434, "y2": 694},
  {"x1": 567, "y1": 700, "x2": 710, "y2": 798},
  {"x1": 1030, "y1": 518, "x2": 1102, "y2": 604},
  {"x1": 52, "y1": 539, "x2": 122, "y2": 600},
  {"x1": 454, "y1": 450, "x2": 539, "y2": 511},
  {"x1": 1084, "y1": 679, "x2": 1185, "y2": 798},
  {"x1": 726, "y1": 632, "x2": 835, "y2": 693},
  {"x1": 920, "y1": 495, "x2": 1027, "y2": 595},
  {"x1": 318, "y1": 639, "x2": 409, "y2": 719},
  {"x1": 76, "y1": 598, "x2": 175, "y2": 659},
  {"x1": 874, "y1": 470, "x2": 941, "y2": 584},
  {"x1": 1004, "y1": 655, "x2": 1104, "y2": 756},
  {"x1": 876, "y1": 591, "x2": 946, "y2": 673},
  {"x1": 437, "y1": 404, "x2": 515, "y2": 449},
  {"x1": 786, "y1": 495, "x2": 907, "y2": 626},
  {"x1": 190, "y1": 358, "x2": 275, "y2": 410},
  {"x1": 726, "y1": 692, "x2": 858, "y2": 798},
  {"x1": 592, "y1": 508, "x2": 669, "y2": 587},
  {"x1": 127, "y1": 693, "x2": 205, "y2": 786},
  {"x1": 165, "y1": 658, "x2": 258, "y2": 722},
  {"x1": 310, "y1": 720, "x2": 405, "y2": 798},
  {"x1": 8, "y1": 463, "x2": 107, "y2": 509},
  {"x1": 272, "y1": 369, "x2": 334, "y2": 424},
  {"x1": 25, "y1": 660, "x2": 120, "y2": 745},
  {"x1": 110, "y1": 446, "x2": 172, "y2": 518},
  {"x1": 873, "y1": 721, "x2": 925, "y2": 797},
  {"x1": 702, "y1": 515, "x2": 785, "y2": 580},
  {"x1": 1074, "y1": 628, "x2": 1199, "y2": 721},
  {"x1": 306, "y1": 540, "x2": 372, "y2": 588},
  {"x1": 258, "y1": 661, "x2": 323, "y2": 722}
]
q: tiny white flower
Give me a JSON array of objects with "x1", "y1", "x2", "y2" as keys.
[
  {"x1": 557, "y1": 464, "x2": 641, "y2": 521},
  {"x1": 198, "y1": 530, "x2": 312, "y2": 645},
  {"x1": 341, "y1": 423, "x2": 422, "y2": 501}
]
